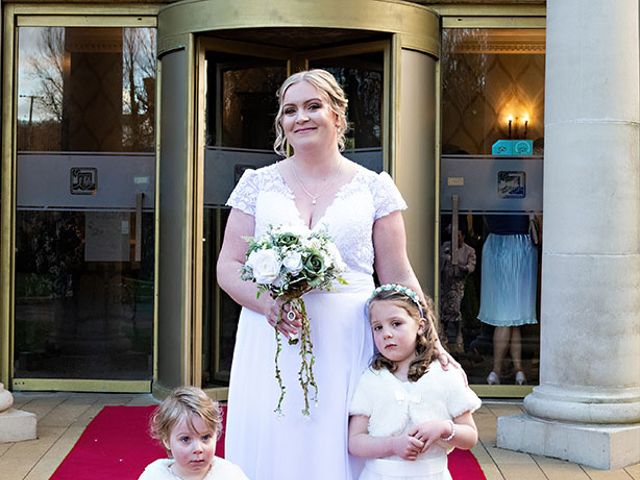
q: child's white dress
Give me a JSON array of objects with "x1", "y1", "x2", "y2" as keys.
[
  {"x1": 138, "y1": 456, "x2": 248, "y2": 480},
  {"x1": 349, "y1": 362, "x2": 481, "y2": 480}
]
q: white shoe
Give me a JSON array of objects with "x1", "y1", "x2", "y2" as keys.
[
  {"x1": 487, "y1": 371, "x2": 500, "y2": 385},
  {"x1": 515, "y1": 371, "x2": 527, "y2": 385}
]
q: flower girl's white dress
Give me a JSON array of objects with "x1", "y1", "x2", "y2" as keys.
[
  {"x1": 349, "y1": 362, "x2": 481, "y2": 480},
  {"x1": 225, "y1": 163, "x2": 407, "y2": 480}
]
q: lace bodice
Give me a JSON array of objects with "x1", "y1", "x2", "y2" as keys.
[{"x1": 226, "y1": 163, "x2": 407, "y2": 275}]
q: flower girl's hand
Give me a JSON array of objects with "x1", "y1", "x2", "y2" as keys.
[
  {"x1": 391, "y1": 434, "x2": 424, "y2": 460},
  {"x1": 409, "y1": 421, "x2": 451, "y2": 452},
  {"x1": 263, "y1": 297, "x2": 300, "y2": 338}
]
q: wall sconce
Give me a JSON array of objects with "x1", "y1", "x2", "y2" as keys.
[{"x1": 506, "y1": 114, "x2": 530, "y2": 139}]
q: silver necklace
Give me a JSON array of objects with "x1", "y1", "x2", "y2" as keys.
[{"x1": 291, "y1": 159, "x2": 343, "y2": 206}]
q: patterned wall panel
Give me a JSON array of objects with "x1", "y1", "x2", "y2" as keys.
[{"x1": 442, "y1": 28, "x2": 545, "y2": 155}]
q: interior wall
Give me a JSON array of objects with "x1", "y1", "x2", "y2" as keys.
[{"x1": 442, "y1": 48, "x2": 545, "y2": 154}]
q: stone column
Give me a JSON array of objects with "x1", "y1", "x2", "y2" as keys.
[
  {"x1": 0, "y1": 383, "x2": 13, "y2": 412},
  {"x1": 497, "y1": 0, "x2": 640, "y2": 470},
  {"x1": 0, "y1": 383, "x2": 37, "y2": 443}
]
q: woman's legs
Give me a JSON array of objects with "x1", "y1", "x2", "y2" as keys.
[
  {"x1": 510, "y1": 327, "x2": 527, "y2": 384},
  {"x1": 510, "y1": 327, "x2": 523, "y2": 372},
  {"x1": 492, "y1": 326, "x2": 511, "y2": 376},
  {"x1": 490, "y1": 326, "x2": 526, "y2": 384}
]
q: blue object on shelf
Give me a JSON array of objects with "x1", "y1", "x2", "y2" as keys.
[{"x1": 492, "y1": 139, "x2": 533, "y2": 156}]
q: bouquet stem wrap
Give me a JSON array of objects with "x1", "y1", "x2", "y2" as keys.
[{"x1": 274, "y1": 297, "x2": 317, "y2": 416}]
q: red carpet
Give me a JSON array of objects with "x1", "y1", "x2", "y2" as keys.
[
  {"x1": 449, "y1": 447, "x2": 487, "y2": 479},
  {"x1": 51, "y1": 405, "x2": 485, "y2": 479},
  {"x1": 50, "y1": 405, "x2": 226, "y2": 479}
]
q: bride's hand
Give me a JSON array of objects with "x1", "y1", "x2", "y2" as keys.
[
  {"x1": 435, "y1": 339, "x2": 467, "y2": 385},
  {"x1": 263, "y1": 297, "x2": 301, "y2": 338}
]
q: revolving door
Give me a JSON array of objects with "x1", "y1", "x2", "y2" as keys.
[{"x1": 155, "y1": 0, "x2": 440, "y2": 396}]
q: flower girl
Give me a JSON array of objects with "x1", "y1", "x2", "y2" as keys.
[
  {"x1": 348, "y1": 284, "x2": 481, "y2": 480},
  {"x1": 139, "y1": 386, "x2": 247, "y2": 480}
]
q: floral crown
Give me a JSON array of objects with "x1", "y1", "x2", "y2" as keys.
[{"x1": 366, "y1": 283, "x2": 424, "y2": 318}]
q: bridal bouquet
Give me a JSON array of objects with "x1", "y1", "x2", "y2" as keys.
[{"x1": 241, "y1": 225, "x2": 347, "y2": 415}]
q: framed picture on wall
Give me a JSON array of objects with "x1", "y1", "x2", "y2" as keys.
[{"x1": 497, "y1": 171, "x2": 526, "y2": 198}]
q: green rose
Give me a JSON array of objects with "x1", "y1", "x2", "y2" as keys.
[
  {"x1": 277, "y1": 233, "x2": 299, "y2": 247},
  {"x1": 303, "y1": 253, "x2": 326, "y2": 277}
]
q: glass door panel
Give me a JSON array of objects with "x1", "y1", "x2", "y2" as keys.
[
  {"x1": 439, "y1": 28, "x2": 545, "y2": 389},
  {"x1": 201, "y1": 52, "x2": 287, "y2": 387},
  {"x1": 309, "y1": 50, "x2": 385, "y2": 172},
  {"x1": 14, "y1": 26, "x2": 156, "y2": 381}
]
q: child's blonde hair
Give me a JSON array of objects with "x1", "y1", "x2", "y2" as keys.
[
  {"x1": 367, "y1": 284, "x2": 439, "y2": 382},
  {"x1": 273, "y1": 69, "x2": 349, "y2": 156},
  {"x1": 150, "y1": 386, "x2": 222, "y2": 451}
]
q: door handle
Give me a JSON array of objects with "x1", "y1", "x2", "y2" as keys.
[
  {"x1": 451, "y1": 194, "x2": 459, "y2": 266},
  {"x1": 135, "y1": 192, "x2": 144, "y2": 263}
]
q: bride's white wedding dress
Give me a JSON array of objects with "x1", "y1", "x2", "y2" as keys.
[{"x1": 225, "y1": 162, "x2": 407, "y2": 480}]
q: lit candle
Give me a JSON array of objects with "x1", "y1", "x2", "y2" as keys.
[
  {"x1": 507, "y1": 115, "x2": 513, "y2": 139},
  {"x1": 524, "y1": 120, "x2": 529, "y2": 139}
]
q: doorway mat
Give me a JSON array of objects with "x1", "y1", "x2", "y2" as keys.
[{"x1": 50, "y1": 404, "x2": 485, "y2": 479}]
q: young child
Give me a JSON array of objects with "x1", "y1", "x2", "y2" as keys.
[
  {"x1": 349, "y1": 284, "x2": 481, "y2": 480},
  {"x1": 139, "y1": 386, "x2": 248, "y2": 480}
]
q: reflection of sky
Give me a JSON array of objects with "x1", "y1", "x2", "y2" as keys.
[
  {"x1": 17, "y1": 27, "x2": 156, "y2": 122},
  {"x1": 17, "y1": 27, "x2": 54, "y2": 121}
]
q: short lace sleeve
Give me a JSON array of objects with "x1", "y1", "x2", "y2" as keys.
[
  {"x1": 226, "y1": 169, "x2": 258, "y2": 216},
  {"x1": 373, "y1": 172, "x2": 408, "y2": 220},
  {"x1": 349, "y1": 369, "x2": 375, "y2": 416},
  {"x1": 445, "y1": 369, "x2": 482, "y2": 418}
]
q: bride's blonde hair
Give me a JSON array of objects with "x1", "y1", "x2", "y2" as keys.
[{"x1": 273, "y1": 69, "x2": 348, "y2": 156}]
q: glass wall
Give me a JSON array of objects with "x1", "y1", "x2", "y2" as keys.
[
  {"x1": 439, "y1": 28, "x2": 545, "y2": 387},
  {"x1": 14, "y1": 26, "x2": 156, "y2": 380}
]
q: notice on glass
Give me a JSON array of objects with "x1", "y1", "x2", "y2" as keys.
[{"x1": 85, "y1": 212, "x2": 130, "y2": 262}]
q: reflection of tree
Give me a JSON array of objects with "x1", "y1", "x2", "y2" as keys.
[
  {"x1": 18, "y1": 26, "x2": 157, "y2": 152},
  {"x1": 17, "y1": 27, "x2": 65, "y2": 151},
  {"x1": 442, "y1": 29, "x2": 488, "y2": 113},
  {"x1": 329, "y1": 63, "x2": 382, "y2": 149},
  {"x1": 123, "y1": 28, "x2": 156, "y2": 151},
  {"x1": 218, "y1": 65, "x2": 284, "y2": 149},
  {"x1": 29, "y1": 27, "x2": 65, "y2": 122},
  {"x1": 441, "y1": 29, "x2": 489, "y2": 153},
  {"x1": 16, "y1": 212, "x2": 84, "y2": 298}
]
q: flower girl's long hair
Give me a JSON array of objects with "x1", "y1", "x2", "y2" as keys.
[{"x1": 369, "y1": 290, "x2": 439, "y2": 382}]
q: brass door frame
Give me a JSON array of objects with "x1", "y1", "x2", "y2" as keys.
[
  {"x1": 158, "y1": 0, "x2": 439, "y2": 57},
  {"x1": 1, "y1": 5, "x2": 159, "y2": 392}
]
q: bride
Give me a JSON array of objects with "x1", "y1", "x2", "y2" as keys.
[{"x1": 217, "y1": 69, "x2": 452, "y2": 480}]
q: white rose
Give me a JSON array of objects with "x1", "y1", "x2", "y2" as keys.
[
  {"x1": 283, "y1": 251, "x2": 304, "y2": 275},
  {"x1": 246, "y1": 249, "x2": 282, "y2": 284}
]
